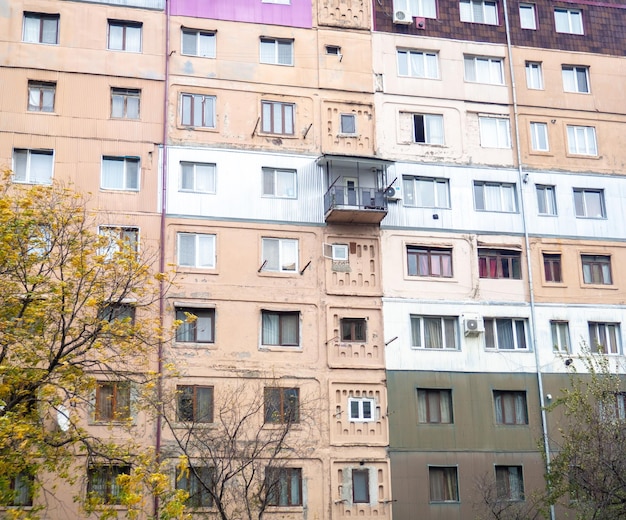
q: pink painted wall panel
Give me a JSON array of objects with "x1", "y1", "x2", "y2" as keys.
[{"x1": 170, "y1": 0, "x2": 312, "y2": 28}]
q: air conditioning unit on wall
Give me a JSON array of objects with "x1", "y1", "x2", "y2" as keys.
[
  {"x1": 384, "y1": 185, "x2": 402, "y2": 200},
  {"x1": 462, "y1": 314, "x2": 485, "y2": 336},
  {"x1": 393, "y1": 9, "x2": 413, "y2": 24}
]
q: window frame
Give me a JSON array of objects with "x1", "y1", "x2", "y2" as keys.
[
  {"x1": 181, "y1": 93, "x2": 216, "y2": 128},
  {"x1": 261, "y1": 237, "x2": 298, "y2": 273},
  {"x1": 12, "y1": 148, "x2": 54, "y2": 185},
  {"x1": 261, "y1": 100, "x2": 295, "y2": 135},
  {"x1": 573, "y1": 188, "x2": 605, "y2": 218},
  {"x1": 397, "y1": 49, "x2": 439, "y2": 79},
  {"x1": 87, "y1": 464, "x2": 131, "y2": 505},
  {"x1": 180, "y1": 162, "x2": 216, "y2": 194},
  {"x1": 394, "y1": 0, "x2": 437, "y2": 18},
  {"x1": 525, "y1": 61, "x2": 543, "y2": 89},
  {"x1": 340, "y1": 318, "x2": 367, "y2": 342},
  {"x1": 402, "y1": 176, "x2": 450, "y2": 208},
  {"x1": 175, "y1": 307, "x2": 216, "y2": 344},
  {"x1": 588, "y1": 322, "x2": 620, "y2": 354},
  {"x1": 581, "y1": 254, "x2": 612, "y2": 285},
  {"x1": 530, "y1": 122, "x2": 549, "y2": 152},
  {"x1": 460, "y1": 0, "x2": 498, "y2": 24},
  {"x1": 98, "y1": 226, "x2": 139, "y2": 260},
  {"x1": 95, "y1": 381, "x2": 131, "y2": 422},
  {"x1": 176, "y1": 466, "x2": 215, "y2": 508},
  {"x1": 181, "y1": 28, "x2": 216, "y2": 58},
  {"x1": 410, "y1": 315, "x2": 458, "y2": 350},
  {"x1": 259, "y1": 37, "x2": 294, "y2": 66},
  {"x1": 562, "y1": 66, "x2": 590, "y2": 94},
  {"x1": 27, "y1": 80, "x2": 56, "y2": 112},
  {"x1": 266, "y1": 467, "x2": 303, "y2": 507},
  {"x1": 348, "y1": 397, "x2": 376, "y2": 422},
  {"x1": 567, "y1": 125, "x2": 597, "y2": 156},
  {"x1": 5, "y1": 472, "x2": 33, "y2": 506},
  {"x1": 464, "y1": 56, "x2": 504, "y2": 84},
  {"x1": 262, "y1": 168, "x2": 297, "y2": 198},
  {"x1": 111, "y1": 88, "x2": 140, "y2": 119},
  {"x1": 22, "y1": 12, "x2": 59, "y2": 45},
  {"x1": 543, "y1": 253, "x2": 562, "y2": 283},
  {"x1": 177, "y1": 232, "x2": 216, "y2": 269},
  {"x1": 407, "y1": 246, "x2": 453, "y2": 278},
  {"x1": 413, "y1": 114, "x2": 444, "y2": 145},
  {"x1": 536, "y1": 185, "x2": 557, "y2": 216},
  {"x1": 478, "y1": 116, "x2": 511, "y2": 148},
  {"x1": 495, "y1": 465, "x2": 525, "y2": 501},
  {"x1": 340, "y1": 114, "x2": 357, "y2": 135},
  {"x1": 551, "y1": 321, "x2": 570, "y2": 352},
  {"x1": 261, "y1": 310, "x2": 300, "y2": 347},
  {"x1": 554, "y1": 8, "x2": 583, "y2": 35},
  {"x1": 493, "y1": 391, "x2": 528, "y2": 425},
  {"x1": 473, "y1": 182, "x2": 517, "y2": 213},
  {"x1": 484, "y1": 318, "x2": 528, "y2": 350},
  {"x1": 519, "y1": 3, "x2": 537, "y2": 29},
  {"x1": 264, "y1": 387, "x2": 299, "y2": 424},
  {"x1": 352, "y1": 469, "x2": 370, "y2": 504},
  {"x1": 107, "y1": 20, "x2": 142, "y2": 52},
  {"x1": 417, "y1": 389, "x2": 454, "y2": 424},
  {"x1": 176, "y1": 385, "x2": 214, "y2": 423},
  {"x1": 429, "y1": 466, "x2": 459, "y2": 502},
  {"x1": 101, "y1": 156, "x2": 140, "y2": 191}
]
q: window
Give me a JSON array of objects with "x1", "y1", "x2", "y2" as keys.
[
  {"x1": 403, "y1": 177, "x2": 450, "y2": 208},
  {"x1": 429, "y1": 467, "x2": 459, "y2": 502},
  {"x1": 262, "y1": 168, "x2": 296, "y2": 198},
  {"x1": 567, "y1": 125, "x2": 597, "y2": 156},
  {"x1": 582, "y1": 255, "x2": 612, "y2": 285},
  {"x1": 496, "y1": 466, "x2": 525, "y2": 501},
  {"x1": 181, "y1": 93, "x2": 216, "y2": 128},
  {"x1": 551, "y1": 321, "x2": 570, "y2": 352},
  {"x1": 407, "y1": 246, "x2": 452, "y2": 277},
  {"x1": 99, "y1": 226, "x2": 139, "y2": 260},
  {"x1": 352, "y1": 469, "x2": 370, "y2": 503},
  {"x1": 554, "y1": 8, "x2": 583, "y2": 34},
  {"x1": 525, "y1": 61, "x2": 543, "y2": 89},
  {"x1": 562, "y1": 66, "x2": 589, "y2": 93},
  {"x1": 341, "y1": 318, "x2": 366, "y2": 342},
  {"x1": 394, "y1": 0, "x2": 437, "y2": 18},
  {"x1": 260, "y1": 38, "x2": 293, "y2": 66},
  {"x1": 494, "y1": 391, "x2": 528, "y2": 424},
  {"x1": 181, "y1": 162, "x2": 216, "y2": 193},
  {"x1": 176, "y1": 308, "x2": 215, "y2": 344},
  {"x1": 589, "y1": 322, "x2": 620, "y2": 354},
  {"x1": 176, "y1": 466, "x2": 214, "y2": 507},
  {"x1": 331, "y1": 244, "x2": 349, "y2": 261},
  {"x1": 479, "y1": 117, "x2": 511, "y2": 148},
  {"x1": 22, "y1": 12, "x2": 59, "y2": 44},
  {"x1": 397, "y1": 50, "x2": 439, "y2": 79},
  {"x1": 348, "y1": 398, "x2": 375, "y2": 421},
  {"x1": 101, "y1": 156, "x2": 139, "y2": 191},
  {"x1": 95, "y1": 381, "x2": 130, "y2": 421},
  {"x1": 573, "y1": 188, "x2": 605, "y2": 218},
  {"x1": 111, "y1": 88, "x2": 140, "y2": 119},
  {"x1": 417, "y1": 389, "x2": 453, "y2": 423},
  {"x1": 99, "y1": 302, "x2": 135, "y2": 324},
  {"x1": 177, "y1": 233, "x2": 216, "y2": 269},
  {"x1": 3, "y1": 472, "x2": 33, "y2": 506},
  {"x1": 87, "y1": 465, "x2": 130, "y2": 504},
  {"x1": 181, "y1": 29, "x2": 216, "y2": 58},
  {"x1": 28, "y1": 81, "x2": 55, "y2": 112},
  {"x1": 264, "y1": 387, "x2": 299, "y2": 423},
  {"x1": 519, "y1": 3, "x2": 536, "y2": 29},
  {"x1": 340, "y1": 114, "x2": 356, "y2": 135},
  {"x1": 413, "y1": 114, "x2": 444, "y2": 145},
  {"x1": 543, "y1": 253, "x2": 562, "y2": 282},
  {"x1": 176, "y1": 386, "x2": 214, "y2": 423},
  {"x1": 326, "y1": 45, "x2": 341, "y2": 55},
  {"x1": 485, "y1": 319, "x2": 527, "y2": 350},
  {"x1": 460, "y1": 0, "x2": 498, "y2": 24},
  {"x1": 536, "y1": 185, "x2": 557, "y2": 215},
  {"x1": 262, "y1": 311, "x2": 299, "y2": 346},
  {"x1": 601, "y1": 393, "x2": 626, "y2": 421},
  {"x1": 410, "y1": 316, "x2": 458, "y2": 349},
  {"x1": 464, "y1": 56, "x2": 503, "y2": 84},
  {"x1": 474, "y1": 182, "x2": 517, "y2": 212},
  {"x1": 261, "y1": 238, "x2": 298, "y2": 273},
  {"x1": 108, "y1": 20, "x2": 142, "y2": 52},
  {"x1": 479, "y1": 250, "x2": 521, "y2": 279},
  {"x1": 261, "y1": 101, "x2": 294, "y2": 135},
  {"x1": 530, "y1": 122, "x2": 549, "y2": 151},
  {"x1": 13, "y1": 149, "x2": 54, "y2": 184},
  {"x1": 266, "y1": 468, "x2": 302, "y2": 506}
]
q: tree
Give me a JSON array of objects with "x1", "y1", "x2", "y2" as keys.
[
  {"x1": 0, "y1": 173, "x2": 176, "y2": 517},
  {"x1": 544, "y1": 350, "x2": 626, "y2": 519}
]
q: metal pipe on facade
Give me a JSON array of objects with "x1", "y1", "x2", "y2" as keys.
[{"x1": 501, "y1": 2, "x2": 555, "y2": 519}]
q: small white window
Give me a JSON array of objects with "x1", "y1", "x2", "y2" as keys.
[
  {"x1": 525, "y1": 62, "x2": 543, "y2": 89},
  {"x1": 13, "y1": 148, "x2": 54, "y2": 185},
  {"x1": 554, "y1": 8, "x2": 583, "y2": 34},
  {"x1": 99, "y1": 226, "x2": 139, "y2": 260},
  {"x1": 28, "y1": 81, "x2": 56, "y2": 112},
  {"x1": 262, "y1": 168, "x2": 296, "y2": 198},
  {"x1": 536, "y1": 185, "x2": 557, "y2": 215},
  {"x1": 180, "y1": 162, "x2": 216, "y2": 193},
  {"x1": 573, "y1": 188, "x2": 605, "y2": 218},
  {"x1": 260, "y1": 38, "x2": 293, "y2": 66},
  {"x1": 479, "y1": 117, "x2": 511, "y2": 148},
  {"x1": 340, "y1": 114, "x2": 356, "y2": 135},
  {"x1": 567, "y1": 125, "x2": 597, "y2": 156},
  {"x1": 108, "y1": 20, "x2": 142, "y2": 52},
  {"x1": 177, "y1": 232, "x2": 216, "y2": 269},
  {"x1": 530, "y1": 122, "x2": 549, "y2": 151},
  {"x1": 101, "y1": 156, "x2": 140, "y2": 191},
  {"x1": 23, "y1": 12, "x2": 59, "y2": 44},
  {"x1": 403, "y1": 177, "x2": 450, "y2": 208},
  {"x1": 562, "y1": 66, "x2": 590, "y2": 93},
  {"x1": 397, "y1": 50, "x2": 439, "y2": 79},
  {"x1": 262, "y1": 238, "x2": 298, "y2": 273},
  {"x1": 181, "y1": 93, "x2": 216, "y2": 128},
  {"x1": 394, "y1": 0, "x2": 437, "y2": 18},
  {"x1": 474, "y1": 182, "x2": 517, "y2": 212},
  {"x1": 332, "y1": 244, "x2": 349, "y2": 261},
  {"x1": 413, "y1": 114, "x2": 444, "y2": 145},
  {"x1": 551, "y1": 321, "x2": 570, "y2": 352},
  {"x1": 460, "y1": 0, "x2": 497, "y2": 24},
  {"x1": 348, "y1": 398, "x2": 375, "y2": 422},
  {"x1": 519, "y1": 3, "x2": 536, "y2": 29},
  {"x1": 464, "y1": 56, "x2": 504, "y2": 85},
  {"x1": 181, "y1": 29, "x2": 216, "y2": 58}
]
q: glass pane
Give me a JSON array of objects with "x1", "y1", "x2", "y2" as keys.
[
  {"x1": 197, "y1": 234, "x2": 215, "y2": 268},
  {"x1": 178, "y1": 234, "x2": 196, "y2": 266},
  {"x1": 126, "y1": 25, "x2": 141, "y2": 52},
  {"x1": 198, "y1": 33, "x2": 215, "y2": 57},
  {"x1": 42, "y1": 18, "x2": 57, "y2": 44},
  {"x1": 280, "y1": 240, "x2": 297, "y2": 271},
  {"x1": 182, "y1": 31, "x2": 196, "y2": 55},
  {"x1": 263, "y1": 239, "x2": 279, "y2": 271},
  {"x1": 109, "y1": 24, "x2": 124, "y2": 50},
  {"x1": 30, "y1": 152, "x2": 53, "y2": 184}
]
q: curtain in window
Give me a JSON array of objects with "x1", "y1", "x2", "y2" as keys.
[
  {"x1": 476, "y1": 58, "x2": 491, "y2": 80},
  {"x1": 464, "y1": 57, "x2": 476, "y2": 81},
  {"x1": 196, "y1": 314, "x2": 213, "y2": 342},
  {"x1": 410, "y1": 52, "x2": 425, "y2": 77},
  {"x1": 178, "y1": 234, "x2": 196, "y2": 266},
  {"x1": 262, "y1": 313, "x2": 279, "y2": 344},
  {"x1": 182, "y1": 31, "x2": 196, "y2": 55},
  {"x1": 108, "y1": 25, "x2": 124, "y2": 50},
  {"x1": 411, "y1": 316, "x2": 421, "y2": 347},
  {"x1": 444, "y1": 318, "x2": 456, "y2": 348},
  {"x1": 280, "y1": 240, "x2": 297, "y2": 271},
  {"x1": 515, "y1": 320, "x2": 527, "y2": 349},
  {"x1": 585, "y1": 191, "x2": 602, "y2": 217},
  {"x1": 289, "y1": 470, "x2": 301, "y2": 505},
  {"x1": 276, "y1": 170, "x2": 295, "y2": 197},
  {"x1": 426, "y1": 115, "x2": 444, "y2": 144},
  {"x1": 416, "y1": 178, "x2": 434, "y2": 207},
  {"x1": 483, "y1": 183, "x2": 501, "y2": 210},
  {"x1": 430, "y1": 468, "x2": 457, "y2": 501},
  {"x1": 459, "y1": 1, "x2": 472, "y2": 21},
  {"x1": 181, "y1": 94, "x2": 192, "y2": 125},
  {"x1": 496, "y1": 319, "x2": 514, "y2": 349},
  {"x1": 260, "y1": 40, "x2": 275, "y2": 63},
  {"x1": 197, "y1": 234, "x2": 214, "y2": 268},
  {"x1": 193, "y1": 96, "x2": 204, "y2": 126},
  {"x1": 97, "y1": 384, "x2": 114, "y2": 420},
  {"x1": 126, "y1": 95, "x2": 139, "y2": 118},
  {"x1": 514, "y1": 394, "x2": 526, "y2": 424},
  {"x1": 439, "y1": 391, "x2": 451, "y2": 422},
  {"x1": 410, "y1": 0, "x2": 436, "y2": 18},
  {"x1": 417, "y1": 390, "x2": 427, "y2": 422},
  {"x1": 102, "y1": 158, "x2": 124, "y2": 189},
  {"x1": 195, "y1": 164, "x2": 214, "y2": 193},
  {"x1": 125, "y1": 26, "x2": 141, "y2": 52},
  {"x1": 424, "y1": 317, "x2": 443, "y2": 348},
  {"x1": 262, "y1": 239, "x2": 279, "y2": 271},
  {"x1": 418, "y1": 252, "x2": 429, "y2": 276},
  {"x1": 196, "y1": 387, "x2": 213, "y2": 422},
  {"x1": 277, "y1": 41, "x2": 292, "y2": 65},
  {"x1": 199, "y1": 34, "x2": 215, "y2": 57},
  {"x1": 280, "y1": 314, "x2": 298, "y2": 345},
  {"x1": 23, "y1": 16, "x2": 40, "y2": 42},
  {"x1": 30, "y1": 152, "x2": 53, "y2": 184}
]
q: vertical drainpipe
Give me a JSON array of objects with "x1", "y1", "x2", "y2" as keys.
[
  {"x1": 501, "y1": 2, "x2": 555, "y2": 519},
  {"x1": 155, "y1": 0, "x2": 170, "y2": 517}
]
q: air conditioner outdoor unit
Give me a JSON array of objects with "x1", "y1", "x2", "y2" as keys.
[
  {"x1": 384, "y1": 185, "x2": 402, "y2": 200},
  {"x1": 393, "y1": 9, "x2": 413, "y2": 24},
  {"x1": 462, "y1": 314, "x2": 485, "y2": 336}
]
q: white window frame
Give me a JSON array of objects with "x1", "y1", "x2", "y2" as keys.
[
  {"x1": 519, "y1": 3, "x2": 536, "y2": 29},
  {"x1": 588, "y1": 322, "x2": 620, "y2": 354},
  {"x1": 554, "y1": 8, "x2": 583, "y2": 34},
  {"x1": 177, "y1": 232, "x2": 216, "y2": 269},
  {"x1": 530, "y1": 122, "x2": 549, "y2": 151},
  {"x1": 562, "y1": 66, "x2": 590, "y2": 93},
  {"x1": 536, "y1": 185, "x2": 557, "y2": 215},
  {"x1": 348, "y1": 397, "x2": 375, "y2": 422},
  {"x1": 525, "y1": 61, "x2": 543, "y2": 89},
  {"x1": 393, "y1": 0, "x2": 437, "y2": 18},
  {"x1": 181, "y1": 28, "x2": 216, "y2": 58},
  {"x1": 567, "y1": 125, "x2": 597, "y2": 156},
  {"x1": 413, "y1": 114, "x2": 444, "y2": 145},
  {"x1": 479, "y1": 117, "x2": 511, "y2": 148},
  {"x1": 261, "y1": 100, "x2": 294, "y2": 135},
  {"x1": 98, "y1": 226, "x2": 139, "y2": 260},
  {"x1": 573, "y1": 188, "x2": 605, "y2": 218},
  {"x1": 111, "y1": 88, "x2": 140, "y2": 119},
  {"x1": 397, "y1": 50, "x2": 439, "y2": 79},
  {"x1": 474, "y1": 181, "x2": 517, "y2": 212},
  {"x1": 101, "y1": 156, "x2": 140, "y2": 191},
  {"x1": 331, "y1": 244, "x2": 349, "y2": 261},
  {"x1": 261, "y1": 238, "x2": 298, "y2": 273},
  {"x1": 262, "y1": 168, "x2": 297, "y2": 199},
  {"x1": 180, "y1": 162, "x2": 216, "y2": 194},
  {"x1": 181, "y1": 93, "x2": 216, "y2": 128},
  {"x1": 551, "y1": 321, "x2": 570, "y2": 352},
  {"x1": 464, "y1": 56, "x2": 504, "y2": 85},
  {"x1": 484, "y1": 318, "x2": 528, "y2": 350},
  {"x1": 22, "y1": 12, "x2": 59, "y2": 45},
  {"x1": 107, "y1": 20, "x2": 142, "y2": 52},
  {"x1": 410, "y1": 315, "x2": 458, "y2": 350},
  {"x1": 340, "y1": 114, "x2": 357, "y2": 135},
  {"x1": 460, "y1": 0, "x2": 498, "y2": 24},
  {"x1": 260, "y1": 38, "x2": 294, "y2": 66},
  {"x1": 28, "y1": 81, "x2": 56, "y2": 112},
  {"x1": 402, "y1": 176, "x2": 450, "y2": 208},
  {"x1": 12, "y1": 148, "x2": 54, "y2": 185}
]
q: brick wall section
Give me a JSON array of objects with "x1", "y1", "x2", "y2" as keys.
[{"x1": 375, "y1": 0, "x2": 626, "y2": 57}]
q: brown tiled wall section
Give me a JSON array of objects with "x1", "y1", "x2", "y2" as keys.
[{"x1": 375, "y1": 0, "x2": 626, "y2": 57}]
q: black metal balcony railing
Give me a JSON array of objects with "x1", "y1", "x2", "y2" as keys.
[{"x1": 323, "y1": 186, "x2": 388, "y2": 224}]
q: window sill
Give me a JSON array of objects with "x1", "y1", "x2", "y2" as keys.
[
  {"x1": 175, "y1": 266, "x2": 218, "y2": 275},
  {"x1": 574, "y1": 215, "x2": 606, "y2": 220},
  {"x1": 181, "y1": 53, "x2": 216, "y2": 59},
  {"x1": 179, "y1": 189, "x2": 216, "y2": 195},
  {"x1": 259, "y1": 345, "x2": 302, "y2": 352},
  {"x1": 27, "y1": 110, "x2": 58, "y2": 116},
  {"x1": 460, "y1": 20, "x2": 498, "y2": 25},
  {"x1": 257, "y1": 132, "x2": 298, "y2": 139},
  {"x1": 565, "y1": 153, "x2": 599, "y2": 159},
  {"x1": 171, "y1": 421, "x2": 216, "y2": 429},
  {"x1": 174, "y1": 341, "x2": 218, "y2": 350},
  {"x1": 100, "y1": 187, "x2": 140, "y2": 193},
  {"x1": 528, "y1": 150, "x2": 552, "y2": 156},
  {"x1": 410, "y1": 347, "x2": 459, "y2": 352},
  {"x1": 537, "y1": 212, "x2": 558, "y2": 217},
  {"x1": 581, "y1": 283, "x2": 618, "y2": 290},
  {"x1": 110, "y1": 116, "x2": 141, "y2": 121},
  {"x1": 337, "y1": 133, "x2": 359, "y2": 138},
  {"x1": 405, "y1": 275, "x2": 456, "y2": 282},
  {"x1": 429, "y1": 500, "x2": 460, "y2": 504},
  {"x1": 542, "y1": 281, "x2": 567, "y2": 288},
  {"x1": 266, "y1": 506, "x2": 304, "y2": 512},
  {"x1": 258, "y1": 270, "x2": 299, "y2": 277},
  {"x1": 178, "y1": 125, "x2": 218, "y2": 132}
]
